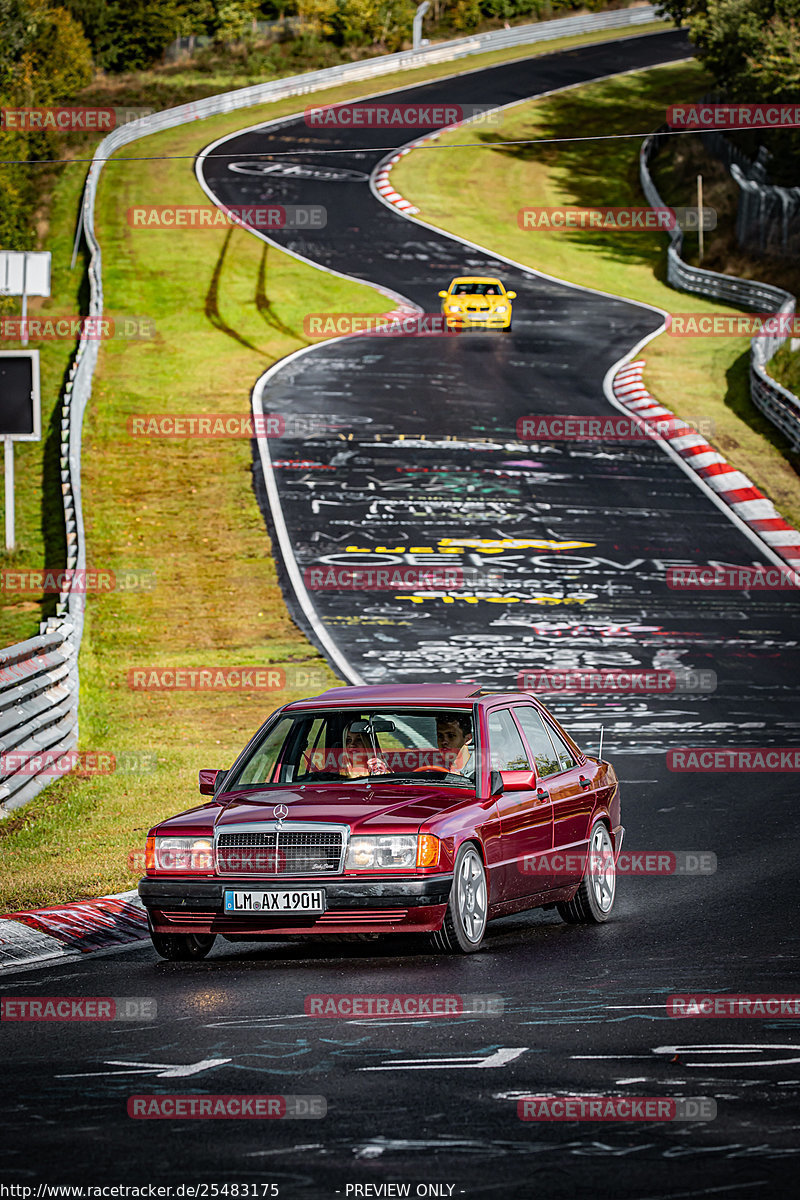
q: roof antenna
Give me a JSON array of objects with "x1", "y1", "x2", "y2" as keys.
[{"x1": 599, "y1": 725, "x2": 605, "y2": 761}]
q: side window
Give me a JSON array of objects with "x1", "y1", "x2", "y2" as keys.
[
  {"x1": 233, "y1": 717, "x2": 294, "y2": 787},
  {"x1": 487, "y1": 709, "x2": 530, "y2": 772},
  {"x1": 513, "y1": 707, "x2": 561, "y2": 778},
  {"x1": 545, "y1": 720, "x2": 577, "y2": 771}
]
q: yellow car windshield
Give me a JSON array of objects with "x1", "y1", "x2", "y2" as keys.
[{"x1": 450, "y1": 283, "x2": 503, "y2": 296}]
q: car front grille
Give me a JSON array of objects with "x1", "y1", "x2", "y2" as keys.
[{"x1": 215, "y1": 824, "x2": 346, "y2": 876}]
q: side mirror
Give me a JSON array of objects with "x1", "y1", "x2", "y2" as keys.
[
  {"x1": 438, "y1": 291, "x2": 447, "y2": 298},
  {"x1": 500, "y1": 769, "x2": 537, "y2": 791},
  {"x1": 489, "y1": 769, "x2": 504, "y2": 797},
  {"x1": 506, "y1": 291, "x2": 517, "y2": 299},
  {"x1": 199, "y1": 768, "x2": 224, "y2": 795}
]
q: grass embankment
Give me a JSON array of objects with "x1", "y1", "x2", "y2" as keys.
[
  {"x1": 391, "y1": 60, "x2": 800, "y2": 527},
  {"x1": 0, "y1": 20, "x2": 677, "y2": 911},
  {"x1": 770, "y1": 341, "x2": 800, "y2": 397}
]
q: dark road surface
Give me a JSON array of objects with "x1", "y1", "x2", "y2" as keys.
[{"x1": 2, "y1": 29, "x2": 799, "y2": 1200}]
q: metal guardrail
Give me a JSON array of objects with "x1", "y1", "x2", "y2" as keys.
[
  {"x1": 0, "y1": 4, "x2": 665, "y2": 814},
  {"x1": 640, "y1": 128, "x2": 800, "y2": 450},
  {"x1": 0, "y1": 628, "x2": 78, "y2": 813}
]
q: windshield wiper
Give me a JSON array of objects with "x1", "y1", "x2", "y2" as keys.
[{"x1": 367, "y1": 773, "x2": 471, "y2": 787}]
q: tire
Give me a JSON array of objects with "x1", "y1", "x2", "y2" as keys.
[
  {"x1": 502, "y1": 323, "x2": 513, "y2": 333},
  {"x1": 557, "y1": 821, "x2": 616, "y2": 924},
  {"x1": 431, "y1": 842, "x2": 488, "y2": 953},
  {"x1": 149, "y1": 927, "x2": 216, "y2": 961}
]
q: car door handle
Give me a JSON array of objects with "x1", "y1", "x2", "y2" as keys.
[
  {"x1": 578, "y1": 775, "x2": 592, "y2": 789},
  {"x1": 536, "y1": 787, "x2": 550, "y2": 800}
]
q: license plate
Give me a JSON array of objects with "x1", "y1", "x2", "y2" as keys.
[{"x1": 224, "y1": 889, "x2": 326, "y2": 915}]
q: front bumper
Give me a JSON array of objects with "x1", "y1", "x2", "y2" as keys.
[
  {"x1": 139, "y1": 875, "x2": 453, "y2": 936},
  {"x1": 443, "y1": 312, "x2": 510, "y2": 329}
]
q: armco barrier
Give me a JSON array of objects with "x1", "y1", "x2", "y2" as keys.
[
  {"x1": 0, "y1": 627, "x2": 78, "y2": 813},
  {"x1": 0, "y1": 4, "x2": 664, "y2": 815},
  {"x1": 640, "y1": 128, "x2": 800, "y2": 450}
]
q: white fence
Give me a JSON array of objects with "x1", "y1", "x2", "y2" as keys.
[{"x1": 0, "y1": 3, "x2": 664, "y2": 814}]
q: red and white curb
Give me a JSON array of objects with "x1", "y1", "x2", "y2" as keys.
[
  {"x1": 0, "y1": 890, "x2": 149, "y2": 969},
  {"x1": 373, "y1": 121, "x2": 476, "y2": 215},
  {"x1": 613, "y1": 360, "x2": 800, "y2": 567},
  {"x1": 376, "y1": 304, "x2": 420, "y2": 324},
  {"x1": 374, "y1": 146, "x2": 421, "y2": 214}
]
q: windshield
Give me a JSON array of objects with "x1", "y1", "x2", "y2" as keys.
[
  {"x1": 450, "y1": 282, "x2": 502, "y2": 296},
  {"x1": 225, "y1": 708, "x2": 477, "y2": 790}
]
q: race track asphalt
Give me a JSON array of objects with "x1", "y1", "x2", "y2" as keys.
[{"x1": 2, "y1": 29, "x2": 799, "y2": 1199}]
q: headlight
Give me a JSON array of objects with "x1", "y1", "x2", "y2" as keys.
[
  {"x1": 495, "y1": 305, "x2": 507, "y2": 313},
  {"x1": 346, "y1": 835, "x2": 438, "y2": 870},
  {"x1": 146, "y1": 835, "x2": 214, "y2": 873},
  {"x1": 446, "y1": 304, "x2": 462, "y2": 312}
]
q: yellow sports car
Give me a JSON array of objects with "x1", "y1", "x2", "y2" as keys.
[{"x1": 439, "y1": 276, "x2": 516, "y2": 332}]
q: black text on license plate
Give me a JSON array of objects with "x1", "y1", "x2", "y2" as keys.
[{"x1": 224, "y1": 889, "x2": 325, "y2": 915}]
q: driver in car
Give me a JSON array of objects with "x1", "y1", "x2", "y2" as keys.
[
  {"x1": 435, "y1": 714, "x2": 475, "y2": 778},
  {"x1": 341, "y1": 724, "x2": 390, "y2": 779}
]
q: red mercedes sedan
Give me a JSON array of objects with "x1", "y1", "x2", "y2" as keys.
[{"x1": 138, "y1": 683, "x2": 623, "y2": 958}]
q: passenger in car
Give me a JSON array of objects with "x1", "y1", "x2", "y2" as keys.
[{"x1": 435, "y1": 714, "x2": 475, "y2": 777}]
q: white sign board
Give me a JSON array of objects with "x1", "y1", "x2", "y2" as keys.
[{"x1": 0, "y1": 251, "x2": 51, "y2": 297}]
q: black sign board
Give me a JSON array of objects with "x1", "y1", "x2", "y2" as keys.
[{"x1": 0, "y1": 352, "x2": 40, "y2": 440}]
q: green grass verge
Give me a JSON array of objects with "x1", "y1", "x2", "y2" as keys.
[
  {"x1": 391, "y1": 60, "x2": 800, "y2": 529},
  {"x1": 0, "y1": 19, "x2": 679, "y2": 911},
  {"x1": 770, "y1": 341, "x2": 800, "y2": 397}
]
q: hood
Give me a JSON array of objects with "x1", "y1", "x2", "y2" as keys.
[{"x1": 211, "y1": 782, "x2": 469, "y2": 832}]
